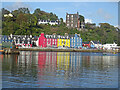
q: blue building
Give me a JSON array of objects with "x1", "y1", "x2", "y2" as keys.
[
  {"x1": 70, "y1": 33, "x2": 82, "y2": 48},
  {"x1": 0, "y1": 35, "x2": 12, "y2": 48},
  {"x1": 1, "y1": 35, "x2": 12, "y2": 43}
]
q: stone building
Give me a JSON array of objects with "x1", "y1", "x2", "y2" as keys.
[{"x1": 66, "y1": 12, "x2": 85, "y2": 30}]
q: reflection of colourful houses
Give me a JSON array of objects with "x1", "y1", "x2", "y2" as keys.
[
  {"x1": 57, "y1": 35, "x2": 70, "y2": 47},
  {"x1": 38, "y1": 52, "x2": 46, "y2": 68},
  {"x1": 70, "y1": 33, "x2": 82, "y2": 48},
  {"x1": 70, "y1": 52, "x2": 82, "y2": 72},
  {"x1": 38, "y1": 52, "x2": 46, "y2": 76},
  {"x1": 45, "y1": 52, "x2": 57, "y2": 72},
  {"x1": 57, "y1": 52, "x2": 70, "y2": 71}
]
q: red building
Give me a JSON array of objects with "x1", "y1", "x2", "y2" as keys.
[
  {"x1": 38, "y1": 33, "x2": 57, "y2": 48},
  {"x1": 38, "y1": 33, "x2": 47, "y2": 47},
  {"x1": 82, "y1": 41, "x2": 91, "y2": 48},
  {"x1": 45, "y1": 34, "x2": 57, "y2": 47}
]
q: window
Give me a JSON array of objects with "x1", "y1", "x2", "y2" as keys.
[
  {"x1": 71, "y1": 24, "x2": 73, "y2": 27},
  {"x1": 67, "y1": 24, "x2": 69, "y2": 26},
  {"x1": 71, "y1": 17, "x2": 73, "y2": 20},
  {"x1": 67, "y1": 15, "x2": 69, "y2": 17},
  {"x1": 75, "y1": 25, "x2": 77, "y2": 27},
  {"x1": 71, "y1": 15, "x2": 73, "y2": 17}
]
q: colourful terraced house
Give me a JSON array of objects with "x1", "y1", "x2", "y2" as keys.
[
  {"x1": 57, "y1": 35, "x2": 70, "y2": 47},
  {"x1": 45, "y1": 34, "x2": 57, "y2": 48},
  {"x1": 70, "y1": 33, "x2": 82, "y2": 48},
  {"x1": 38, "y1": 33, "x2": 47, "y2": 47}
]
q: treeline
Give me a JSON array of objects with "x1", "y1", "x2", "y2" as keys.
[{"x1": 1, "y1": 8, "x2": 120, "y2": 45}]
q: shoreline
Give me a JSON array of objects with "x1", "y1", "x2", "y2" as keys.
[{"x1": 18, "y1": 47, "x2": 119, "y2": 53}]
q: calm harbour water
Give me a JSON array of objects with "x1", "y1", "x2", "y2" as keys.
[{"x1": 1, "y1": 51, "x2": 119, "y2": 88}]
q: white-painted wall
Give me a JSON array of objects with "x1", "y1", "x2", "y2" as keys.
[
  {"x1": 102, "y1": 43, "x2": 117, "y2": 49},
  {"x1": 38, "y1": 20, "x2": 58, "y2": 25}
]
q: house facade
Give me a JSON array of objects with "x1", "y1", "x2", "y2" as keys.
[
  {"x1": 82, "y1": 41, "x2": 91, "y2": 48},
  {"x1": 90, "y1": 41, "x2": 102, "y2": 49},
  {"x1": 66, "y1": 12, "x2": 85, "y2": 30},
  {"x1": 70, "y1": 34, "x2": 82, "y2": 48},
  {"x1": 102, "y1": 43, "x2": 117, "y2": 50},
  {"x1": 38, "y1": 19, "x2": 59, "y2": 25},
  {"x1": 10, "y1": 35, "x2": 33, "y2": 47},
  {"x1": 57, "y1": 35, "x2": 70, "y2": 48},
  {"x1": 45, "y1": 34, "x2": 58, "y2": 47},
  {"x1": 38, "y1": 33, "x2": 47, "y2": 47},
  {"x1": 0, "y1": 35, "x2": 12, "y2": 48}
]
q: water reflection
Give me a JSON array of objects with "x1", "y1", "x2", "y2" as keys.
[{"x1": 2, "y1": 51, "x2": 118, "y2": 88}]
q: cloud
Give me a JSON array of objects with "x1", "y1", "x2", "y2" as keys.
[
  {"x1": 4, "y1": 2, "x2": 32, "y2": 12},
  {"x1": 97, "y1": 8, "x2": 114, "y2": 21},
  {"x1": 85, "y1": 19, "x2": 92, "y2": 23}
]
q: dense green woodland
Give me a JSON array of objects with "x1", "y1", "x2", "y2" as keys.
[{"x1": 1, "y1": 8, "x2": 120, "y2": 45}]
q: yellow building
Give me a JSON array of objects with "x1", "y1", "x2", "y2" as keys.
[{"x1": 57, "y1": 38, "x2": 70, "y2": 47}]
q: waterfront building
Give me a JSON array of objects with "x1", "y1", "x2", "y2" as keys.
[
  {"x1": 0, "y1": 35, "x2": 12, "y2": 48},
  {"x1": 9, "y1": 34, "x2": 33, "y2": 47},
  {"x1": 45, "y1": 34, "x2": 58, "y2": 48},
  {"x1": 66, "y1": 12, "x2": 85, "y2": 30},
  {"x1": 57, "y1": 35, "x2": 70, "y2": 48},
  {"x1": 90, "y1": 40, "x2": 102, "y2": 49},
  {"x1": 1, "y1": 35, "x2": 12, "y2": 43},
  {"x1": 32, "y1": 36, "x2": 39, "y2": 47},
  {"x1": 70, "y1": 33, "x2": 82, "y2": 48},
  {"x1": 102, "y1": 42, "x2": 117, "y2": 50},
  {"x1": 38, "y1": 19, "x2": 59, "y2": 25},
  {"x1": 82, "y1": 41, "x2": 91, "y2": 48},
  {"x1": 38, "y1": 33, "x2": 47, "y2": 47}
]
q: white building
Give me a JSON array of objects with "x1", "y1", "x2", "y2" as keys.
[
  {"x1": 102, "y1": 42, "x2": 117, "y2": 50},
  {"x1": 4, "y1": 13, "x2": 13, "y2": 17},
  {"x1": 90, "y1": 41, "x2": 102, "y2": 49},
  {"x1": 38, "y1": 19, "x2": 59, "y2": 25}
]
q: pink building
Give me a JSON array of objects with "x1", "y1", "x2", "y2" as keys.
[
  {"x1": 45, "y1": 34, "x2": 57, "y2": 48},
  {"x1": 38, "y1": 33, "x2": 47, "y2": 47}
]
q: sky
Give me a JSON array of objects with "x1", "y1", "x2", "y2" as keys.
[{"x1": 1, "y1": 2, "x2": 118, "y2": 26}]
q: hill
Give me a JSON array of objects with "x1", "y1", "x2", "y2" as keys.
[{"x1": 1, "y1": 8, "x2": 120, "y2": 45}]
